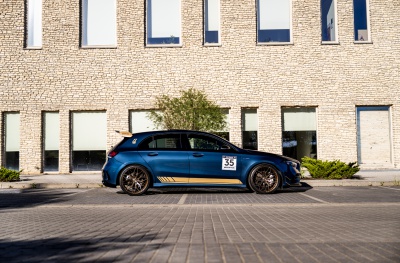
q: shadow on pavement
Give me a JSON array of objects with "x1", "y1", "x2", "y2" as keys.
[
  {"x1": 0, "y1": 232, "x2": 161, "y2": 263},
  {"x1": 0, "y1": 189, "x2": 82, "y2": 210}
]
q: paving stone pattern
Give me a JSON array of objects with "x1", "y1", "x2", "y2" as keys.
[{"x1": 0, "y1": 187, "x2": 399, "y2": 262}]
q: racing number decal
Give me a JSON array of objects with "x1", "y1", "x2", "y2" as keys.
[{"x1": 222, "y1": 156, "x2": 237, "y2": 171}]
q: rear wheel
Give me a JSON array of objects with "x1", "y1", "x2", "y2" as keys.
[
  {"x1": 248, "y1": 164, "x2": 280, "y2": 194},
  {"x1": 119, "y1": 165, "x2": 150, "y2": 196}
]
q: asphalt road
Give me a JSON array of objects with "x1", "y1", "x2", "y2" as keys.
[{"x1": 1, "y1": 186, "x2": 399, "y2": 262}]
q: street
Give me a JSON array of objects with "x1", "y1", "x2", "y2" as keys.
[{"x1": 1, "y1": 186, "x2": 399, "y2": 262}]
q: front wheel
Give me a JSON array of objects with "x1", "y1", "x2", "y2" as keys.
[
  {"x1": 119, "y1": 165, "x2": 150, "y2": 196},
  {"x1": 248, "y1": 164, "x2": 280, "y2": 194}
]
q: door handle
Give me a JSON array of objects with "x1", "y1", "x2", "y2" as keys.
[
  {"x1": 148, "y1": 152, "x2": 159, "y2": 156},
  {"x1": 192, "y1": 153, "x2": 204, "y2": 157}
]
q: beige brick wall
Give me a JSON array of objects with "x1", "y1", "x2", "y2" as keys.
[{"x1": 0, "y1": 0, "x2": 399, "y2": 173}]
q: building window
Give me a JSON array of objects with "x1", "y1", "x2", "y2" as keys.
[
  {"x1": 353, "y1": 0, "x2": 370, "y2": 42},
  {"x1": 321, "y1": 0, "x2": 337, "y2": 42},
  {"x1": 242, "y1": 109, "x2": 258, "y2": 150},
  {"x1": 146, "y1": 0, "x2": 182, "y2": 46},
  {"x1": 204, "y1": 0, "x2": 221, "y2": 45},
  {"x1": 214, "y1": 109, "x2": 229, "y2": 140},
  {"x1": 257, "y1": 0, "x2": 292, "y2": 43},
  {"x1": 43, "y1": 112, "x2": 59, "y2": 172},
  {"x1": 72, "y1": 111, "x2": 106, "y2": 171},
  {"x1": 26, "y1": 0, "x2": 42, "y2": 48},
  {"x1": 82, "y1": 0, "x2": 117, "y2": 47},
  {"x1": 4, "y1": 112, "x2": 20, "y2": 171},
  {"x1": 282, "y1": 107, "x2": 317, "y2": 161},
  {"x1": 130, "y1": 110, "x2": 157, "y2": 133}
]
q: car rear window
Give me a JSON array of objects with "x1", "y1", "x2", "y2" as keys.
[{"x1": 139, "y1": 134, "x2": 182, "y2": 150}]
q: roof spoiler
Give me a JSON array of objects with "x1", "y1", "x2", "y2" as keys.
[{"x1": 115, "y1": 130, "x2": 133, "y2": 138}]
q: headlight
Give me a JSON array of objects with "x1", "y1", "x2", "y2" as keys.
[{"x1": 286, "y1": 161, "x2": 300, "y2": 173}]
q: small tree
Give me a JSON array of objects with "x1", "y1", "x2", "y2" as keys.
[{"x1": 148, "y1": 88, "x2": 227, "y2": 132}]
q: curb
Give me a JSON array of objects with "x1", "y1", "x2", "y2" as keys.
[
  {"x1": 304, "y1": 180, "x2": 399, "y2": 187},
  {"x1": 0, "y1": 183, "x2": 104, "y2": 189},
  {"x1": 1, "y1": 181, "x2": 399, "y2": 189}
]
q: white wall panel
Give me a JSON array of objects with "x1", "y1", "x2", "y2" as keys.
[
  {"x1": 83, "y1": 0, "x2": 117, "y2": 46},
  {"x1": 148, "y1": 0, "x2": 181, "y2": 38},
  {"x1": 243, "y1": 110, "x2": 258, "y2": 131},
  {"x1": 357, "y1": 107, "x2": 392, "y2": 166},
  {"x1": 206, "y1": 0, "x2": 220, "y2": 31},
  {"x1": 72, "y1": 112, "x2": 107, "y2": 150},
  {"x1": 259, "y1": 0, "x2": 290, "y2": 30},
  {"x1": 283, "y1": 109, "x2": 316, "y2": 131},
  {"x1": 5, "y1": 113, "x2": 20, "y2": 152},
  {"x1": 44, "y1": 112, "x2": 60, "y2": 151},
  {"x1": 130, "y1": 111, "x2": 157, "y2": 133},
  {"x1": 27, "y1": 0, "x2": 42, "y2": 47}
]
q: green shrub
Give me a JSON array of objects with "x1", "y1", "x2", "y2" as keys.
[
  {"x1": 301, "y1": 157, "x2": 360, "y2": 179},
  {"x1": 0, "y1": 167, "x2": 21, "y2": 182}
]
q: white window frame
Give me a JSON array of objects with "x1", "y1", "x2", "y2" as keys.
[
  {"x1": 257, "y1": 0, "x2": 293, "y2": 45},
  {"x1": 353, "y1": 0, "x2": 371, "y2": 43},
  {"x1": 204, "y1": 0, "x2": 221, "y2": 46},
  {"x1": 26, "y1": 0, "x2": 42, "y2": 49},
  {"x1": 81, "y1": 0, "x2": 117, "y2": 48},
  {"x1": 321, "y1": 0, "x2": 339, "y2": 44},
  {"x1": 146, "y1": 0, "x2": 182, "y2": 47}
]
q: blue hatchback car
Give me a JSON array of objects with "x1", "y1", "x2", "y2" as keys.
[{"x1": 102, "y1": 130, "x2": 301, "y2": 195}]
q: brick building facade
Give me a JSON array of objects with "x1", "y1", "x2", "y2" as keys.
[{"x1": 1, "y1": 0, "x2": 399, "y2": 174}]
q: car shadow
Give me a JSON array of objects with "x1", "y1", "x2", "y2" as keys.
[{"x1": 116, "y1": 182, "x2": 313, "y2": 195}]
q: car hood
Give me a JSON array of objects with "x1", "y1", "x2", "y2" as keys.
[{"x1": 244, "y1": 149, "x2": 299, "y2": 163}]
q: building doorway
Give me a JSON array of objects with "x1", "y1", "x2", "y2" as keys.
[{"x1": 357, "y1": 106, "x2": 392, "y2": 168}]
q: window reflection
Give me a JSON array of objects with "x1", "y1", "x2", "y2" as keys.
[
  {"x1": 257, "y1": 0, "x2": 291, "y2": 43},
  {"x1": 321, "y1": 0, "x2": 336, "y2": 41},
  {"x1": 353, "y1": 0, "x2": 369, "y2": 41},
  {"x1": 282, "y1": 108, "x2": 317, "y2": 161}
]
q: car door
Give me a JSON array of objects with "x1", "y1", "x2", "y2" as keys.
[
  {"x1": 138, "y1": 133, "x2": 189, "y2": 184},
  {"x1": 186, "y1": 133, "x2": 242, "y2": 185}
]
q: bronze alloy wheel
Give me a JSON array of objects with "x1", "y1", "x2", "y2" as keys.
[
  {"x1": 248, "y1": 164, "x2": 280, "y2": 194},
  {"x1": 120, "y1": 165, "x2": 150, "y2": 196}
]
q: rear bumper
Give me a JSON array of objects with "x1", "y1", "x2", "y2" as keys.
[{"x1": 102, "y1": 170, "x2": 117, "y2": 188}]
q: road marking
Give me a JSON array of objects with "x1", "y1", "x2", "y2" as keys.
[
  {"x1": 378, "y1": 186, "x2": 400, "y2": 191},
  {"x1": 178, "y1": 193, "x2": 188, "y2": 204},
  {"x1": 299, "y1": 193, "x2": 329, "y2": 203}
]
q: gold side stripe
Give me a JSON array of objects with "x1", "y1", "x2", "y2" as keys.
[
  {"x1": 157, "y1": 177, "x2": 242, "y2": 185},
  {"x1": 157, "y1": 177, "x2": 188, "y2": 183},
  {"x1": 189, "y1": 178, "x2": 242, "y2": 184}
]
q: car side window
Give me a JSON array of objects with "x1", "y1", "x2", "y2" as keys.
[
  {"x1": 188, "y1": 134, "x2": 232, "y2": 152},
  {"x1": 139, "y1": 134, "x2": 181, "y2": 150}
]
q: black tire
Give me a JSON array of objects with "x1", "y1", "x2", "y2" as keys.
[
  {"x1": 119, "y1": 165, "x2": 151, "y2": 196},
  {"x1": 248, "y1": 164, "x2": 281, "y2": 194}
]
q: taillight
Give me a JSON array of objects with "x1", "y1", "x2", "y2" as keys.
[{"x1": 108, "y1": 151, "x2": 118, "y2": 158}]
